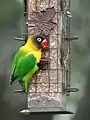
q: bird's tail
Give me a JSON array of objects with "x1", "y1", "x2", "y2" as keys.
[
  {"x1": 10, "y1": 65, "x2": 18, "y2": 85},
  {"x1": 10, "y1": 75, "x2": 18, "y2": 85}
]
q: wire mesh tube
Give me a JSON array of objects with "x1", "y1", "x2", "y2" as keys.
[{"x1": 22, "y1": 0, "x2": 72, "y2": 113}]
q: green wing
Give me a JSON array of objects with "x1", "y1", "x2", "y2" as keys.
[
  {"x1": 12, "y1": 48, "x2": 25, "y2": 75},
  {"x1": 14, "y1": 53, "x2": 36, "y2": 80}
]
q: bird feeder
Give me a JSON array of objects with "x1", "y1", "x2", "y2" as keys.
[{"x1": 15, "y1": 0, "x2": 79, "y2": 115}]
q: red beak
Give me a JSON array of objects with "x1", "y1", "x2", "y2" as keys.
[{"x1": 41, "y1": 39, "x2": 48, "y2": 48}]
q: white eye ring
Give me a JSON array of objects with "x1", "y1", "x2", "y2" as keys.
[{"x1": 37, "y1": 38, "x2": 42, "y2": 42}]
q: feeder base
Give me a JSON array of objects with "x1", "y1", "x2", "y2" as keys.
[
  {"x1": 20, "y1": 96, "x2": 73, "y2": 115},
  {"x1": 20, "y1": 109, "x2": 73, "y2": 115}
]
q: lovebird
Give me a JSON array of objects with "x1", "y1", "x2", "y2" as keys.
[{"x1": 10, "y1": 35, "x2": 48, "y2": 93}]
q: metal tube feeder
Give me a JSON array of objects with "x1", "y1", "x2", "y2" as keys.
[{"x1": 14, "y1": 0, "x2": 79, "y2": 115}]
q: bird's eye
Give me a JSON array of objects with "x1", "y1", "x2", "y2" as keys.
[{"x1": 37, "y1": 38, "x2": 42, "y2": 42}]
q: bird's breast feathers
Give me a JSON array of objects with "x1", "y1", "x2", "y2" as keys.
[{"x1": 21, "y1": 46, "x2": 41, "y2": 63}]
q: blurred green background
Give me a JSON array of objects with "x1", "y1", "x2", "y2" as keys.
[
  {"x1": 0, "y1": 0, "x2": 90, "y2": 120},
  {"x1": 0, "y1": 0, "x2": 23, "y2": 30}
]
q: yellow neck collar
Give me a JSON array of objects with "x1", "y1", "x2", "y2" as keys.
[{"x1": 25, "y1": 37, "x2": 40, "y2": 51}]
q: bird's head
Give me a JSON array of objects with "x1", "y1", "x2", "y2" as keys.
[
  {"x1": 26, "y1": 35, "x2": 48, "y2": 50},
  {"x1": 33, "y1": 35, "x2": 48, "y2": 49}
]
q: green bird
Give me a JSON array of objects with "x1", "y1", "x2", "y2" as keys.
[{"x1": 10, "y1": 34, "x2": 48, "y2": 93}]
